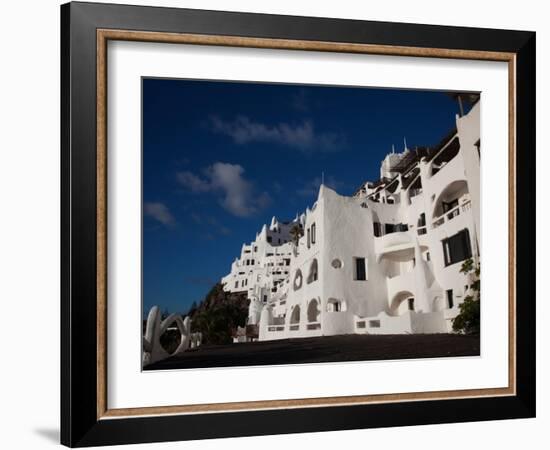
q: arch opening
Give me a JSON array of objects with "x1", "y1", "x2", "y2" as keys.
[
  {"x1": 389, "y1": 291, "x2": 415, "y2": 316},
  {"x1": 307, "y1": 299, "x2": 320, "y2": 323}
]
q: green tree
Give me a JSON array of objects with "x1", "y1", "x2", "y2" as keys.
[
  {"x1": 452, "y1": 258, "x2": 480, "y2": 334},
  {"x1": 289, "y1": 223, "x2": 304, "y2": 247},
  {"x1": 189, "y1": 283, "x2": 249, "y2": 345}
]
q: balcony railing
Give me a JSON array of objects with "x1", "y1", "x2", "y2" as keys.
[
  {"x1": 432, "y1": 199, "x2": 471, "y2": 229},
  {"x1": 306, "y1": 322, "x2": 321, "y2": 330},
  {"x1": 417, "y1": 226, "x2": 427, "y2": 235}
]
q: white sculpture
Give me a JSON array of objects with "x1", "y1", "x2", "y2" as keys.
[{"x1": 142, "y1": 306, "x2": 192, "y2": 366}]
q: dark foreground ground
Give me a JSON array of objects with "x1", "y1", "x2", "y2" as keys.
[{"x1": 145, "y1": 333, "x2": 480, "y2": 370}]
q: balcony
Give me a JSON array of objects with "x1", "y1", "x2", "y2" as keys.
[
  {"x1": 374, "y1": 231, "x2": 413, "y2": 257},
  {"x1": 432, "y1": 198, "x2": 472, "y2": 229}
]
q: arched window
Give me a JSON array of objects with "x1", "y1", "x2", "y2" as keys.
[
  {"x1": 327, "y1": 298, "x2": 347, "y2": 312},
  {"x1": 290, "y1": 305, "x2": 301, "y2": 324},
  {"x1": 307, "y1": 299, "x2": 320, "y2": 323},
  {"x1": 293, "y1": 269, "x2": 303, "y2": 291},
  {"x1": 307, "y1": 259, "x2": 318, "y2": 284}
]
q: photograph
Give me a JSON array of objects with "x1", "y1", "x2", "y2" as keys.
[
  {"x1": 56, "y1": 1, "x2": 536, "y2": 446},
  {"x1": 141, "y1": 79, "x2": 481, "y2": 370}
]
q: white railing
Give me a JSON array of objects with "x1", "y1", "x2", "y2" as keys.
[{"x1": 432, "y1": 200, "x2": 471, "y2": 229}]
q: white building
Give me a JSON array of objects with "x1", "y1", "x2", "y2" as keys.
[{"x1": 222, "y1": 100, "x2": 480, "y2": 341}]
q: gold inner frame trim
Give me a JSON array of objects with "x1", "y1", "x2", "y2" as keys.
[{"x1": 96, "y1": 28, "x2": 517, "y2": 420}]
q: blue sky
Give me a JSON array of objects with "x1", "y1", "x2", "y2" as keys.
[{"x1": 142, "y1": 78, "x2": 461, "y2": 315}]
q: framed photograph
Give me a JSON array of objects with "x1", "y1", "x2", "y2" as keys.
[{"x1": 61, "y1": 1, "x2": 536, "y2": 447}]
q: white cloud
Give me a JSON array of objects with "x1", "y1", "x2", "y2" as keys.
[
  {"x1": 176, "y1": 171, "x2": 210, "y2": 192},
  {"x1": 177, "y1": 162, "x2": 271, "y2": 217},
  {"x1": 144, "y1": 202, "x2": 175, "y2": 226},
  {"x1": 209, "y1": 115, "x2": 345, "y2": 152}
]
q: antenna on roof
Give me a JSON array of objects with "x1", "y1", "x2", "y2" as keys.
[
  {"x1": 392, "y1": 144, "x2": 395, "y2": 154},
  {"x1": 404, "y1": 137, "x2": 408, "y2": 151},
  {"x1": 321, "y1": 171, "x2": 325, "y2": 185}
]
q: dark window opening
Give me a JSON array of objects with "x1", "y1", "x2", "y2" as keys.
[
  {"x1": 418, "y1": 213, "x2": 426, "y2": 227},
  {"x1": 408, "y1": 298, "x2": 415, "y2": 311},
  {"x1": 442, "y1": 198, "x2": 459, "y2": 213},
  {"x1": 373, "y1": 222, "x2": 382, "y2": 237},
  {"x1": 446, "y1": 289, "x2": 454, "y2": 308},
  {"x1": 311, "y1": 223, "x2": 316, "y2": 244},
  {"x1": 355, "y1": 257, "x2": 367, "y2": 281},
  {"x1": 442, "y1": 229, "x2": 472, "y2": 266}
]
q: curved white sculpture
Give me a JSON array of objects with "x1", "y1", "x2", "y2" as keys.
[{"x1": 142, "y1": 306, "x2": 192, "y2": 366}]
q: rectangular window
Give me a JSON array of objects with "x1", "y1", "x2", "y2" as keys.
[
  {"x1": 442, "y1": 229, "x2": 472, "y2": 266},
  {"x1": 354, "y1": 257, "x2": 367, "y2": 281},
  {"x1": 267, "y1": 236, "x2": 272, "y2": 243},
  {"x1": 307, "y1": 228, "x2": 311, "y2": 249},
  {"x1": 234, "y1": 281, "x2": 238, "y2": 288},
  {"x1": 447, "y1": 289, "x2": 454, "y2": 308},
  {"x1": 385, "y1": 223, "x2": 396, "y2": 235},
  {"x1": 408, "y1": 298, "x2": 415, "y2": 311},
  {"x1": 373, "y1": 222, "x2": 382, "y2": 237},
  {"x1": 419, "y1": 213, "x2": 426, "y2": 227},
  {"x1": 369, "y1": 320, "x2": 381, "y2": 328},
  {"x1": 311, "y1": 223, "x2": 316, "y2": 244},
  {"x1": 263, "y1": 295, "x2": 267, "y2": 302}
]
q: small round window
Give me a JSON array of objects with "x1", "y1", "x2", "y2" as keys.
[{"x1": 331, "y1": 258, "x2": 343, "y2": 269}]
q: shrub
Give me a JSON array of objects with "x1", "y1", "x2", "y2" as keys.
[{"x1": 452, "y1": 258, "x2": 480, "y2": 335}]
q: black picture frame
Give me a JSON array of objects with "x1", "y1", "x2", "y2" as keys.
[{"x1": 61, "y1": 1, "x2": 535, "y2": 447}]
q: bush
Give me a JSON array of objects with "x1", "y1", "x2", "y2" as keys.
[
  {"x1": 190, "y1": 283, "x2": 248, "y2": 345},
  {"x1": 452, "y1": 295, "x2": 480, "y2": 334},
  {"x1": 452, "y1": 258, "x2": 480, "y2": 335}
]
